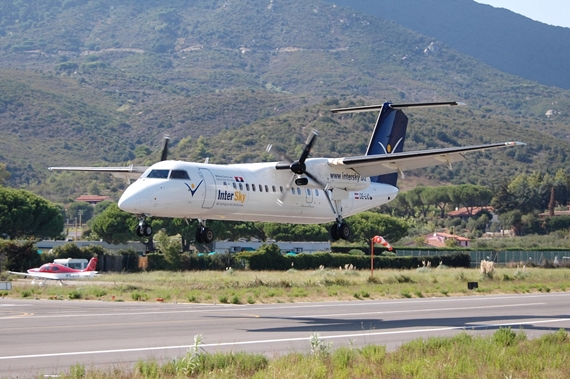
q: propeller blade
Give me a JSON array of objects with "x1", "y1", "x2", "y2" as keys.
[
  {"x1": 270, "y1": 129, "x2": 321, "y2": 205},
  {"x1": 267, "y1": 144, "x2": 294, "y2": 166},
  {"x1": 277, "y1": 174, "x2": 296, "y2": 206},
  {"x1": 305, "y1": 170, "x2": 326, "y2": 188},
  {"x1": 299, "y1": 130, "x2": 318, "y2": 164},
  {"x1": 160, "y1": 136, "x2": 170, "y2": 161}
]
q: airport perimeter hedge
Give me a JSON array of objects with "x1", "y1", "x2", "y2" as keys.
[
  {"x1": 238, "y1": 244, "x2": 471, "y2": 270},
  {"x1": 1, "y1": 241, "x2": 469, "y2": 273}
]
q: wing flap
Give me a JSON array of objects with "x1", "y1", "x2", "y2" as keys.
[{"x1": 329, "y1": 142, "x2": 524, "y2": 178}]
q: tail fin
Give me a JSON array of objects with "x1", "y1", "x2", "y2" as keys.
[
  {"x1": 83, "y1": 257, "x2": 98, "y2": 272},
  {"x1": 365, "y1": 103, "x2": 408, "y2": 186},
  {"x1": 331, "y1": 101, "x2": 461, "y2": 187}
]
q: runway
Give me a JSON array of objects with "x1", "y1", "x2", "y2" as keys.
[{"x1": 1, "y1": 292, "x2": 570, "y2": 377}]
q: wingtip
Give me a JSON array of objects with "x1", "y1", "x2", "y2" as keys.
[{"x1": 506, "y1": 141, "x2": 526, "y2": 146}]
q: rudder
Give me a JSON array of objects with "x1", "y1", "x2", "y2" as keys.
[{"x1": 84, "y1": 257, "x2": 98, "y2": 272}]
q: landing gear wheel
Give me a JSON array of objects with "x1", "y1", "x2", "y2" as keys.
[
  {"x1": 330, "y1": 223, "x2": 340, "y2": 241},
  {"x1": 196, "y1": 227, "x2": 214, "y2": 244},
  {"x1": 331, "y1": 222, "x2": 350, "y2": 241},
  {"x1": 136, "y1": 224, "x2": 152, "y2": 237},
  {"x1": 338, "y1": 222, "x2": 351, "y2": 240},
  {"x1": 195, "y1": 228, "x2": 204, "y2": 244},
  {"x1": 201, "y1": 227, "x2": 214, "y2": 243}
]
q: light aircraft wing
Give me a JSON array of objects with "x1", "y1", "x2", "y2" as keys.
[
  {"x1": 8, "y1": 271, "x2": 60, "y2": 280},
  {"x1": 328, "y1": 142, "x2": 524, "y2": 178},
  {"x1": 48, "y1": 165, "x2": 148, "y2": 181},
  {"x1": 9, "y1": 271, "x2": 97, "y2": 280}
]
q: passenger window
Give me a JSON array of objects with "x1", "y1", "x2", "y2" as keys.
[
  {"x1": 147, "y1": 169, "x2": 169, "y2": 179},
  {"x1": 265, "y1": 185, "x2": 269, "y2": 192},
  {"x1": 246, "y1": 183, "x2": 250, "y2": 191},
  {"x1": 239, "y1": 183, "x2": 243, "y2": 191},
  {"x1": 233, "y1": 183, "x2": 237, "y2": 189},
  {"x1": 252, "y1": 184, "x2": 256, "y2": 191},
  {"x1": 259, "y1": 184, "x2": 263, "y2": 192},
  {"x1": 316, "y1": 190, "x2": 319, "y2": 196},
  {"x1": 291, "y1": 187, "x2": 295, "y2": 195},
  {"x1": 297, "y1": 188, "x2": 301, "y2": 195},
  {"x1": 280, "y1": 186, "x2": 283, "y2": 193},
  {"x1": 272, "y1": 185, "x2": 276, "y2": 192},
  {"x1": 307, "y1": 189, "x2": 311, "y2": 195}
]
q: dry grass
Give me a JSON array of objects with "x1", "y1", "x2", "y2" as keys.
[
  {"x1": 4, "y1": 266, "x2": 570, "y2": 303},
  {"x1": 52, "y1": 328, "x2": 570, "y2": 378}
]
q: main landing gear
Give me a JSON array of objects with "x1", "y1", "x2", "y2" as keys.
[
  {"x1": 195, "y1": 220, "x2": 214, "y2": 244},
  {"x1": 330, "y1": 221, "x2": 350, "y2": 241},
  {"x1": 327, "y1": 195, "x2": 351, "y2": 241}
]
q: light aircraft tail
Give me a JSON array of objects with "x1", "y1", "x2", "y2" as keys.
[
  {"x1": 332, "y1": 101, "x2": 461, "y2": 187},
  {"x1": 83, "y1": 257, "x2": 98, "y2": 272}
]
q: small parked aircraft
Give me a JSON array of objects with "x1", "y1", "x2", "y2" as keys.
[
  {"x1": 9, "y1": 257, "x2": 98, "y2": 285},
  {"x1": 49, "y1": 101, "x2": 524, "y2": 242}
]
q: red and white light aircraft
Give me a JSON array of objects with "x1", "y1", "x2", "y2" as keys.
[
  {"x1": 9, "y1": 257, "x2": 98, "y2": 285},
  {"x1": 49, "y1": 101, "x2": 524, "y2": 243}
]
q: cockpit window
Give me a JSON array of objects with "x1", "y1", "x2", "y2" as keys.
[
  {"x1": 146, "y1": 169, "x2": 170, "y2": 179},
  {"x1": 170, "y1": 170, "x2": 190, "y2": 179}
]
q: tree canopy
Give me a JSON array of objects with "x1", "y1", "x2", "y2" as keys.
[
  {"x1": 0, "y1": 187, "x2": 63, "y2": 239},
  {"x1": 346, "y1": 211, "x2": 409, "y2": 244},
  {"x1": 90, "y1": 203, "x2": 138, "y2": 244}
]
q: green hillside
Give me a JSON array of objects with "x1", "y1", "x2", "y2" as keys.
[
  {"x1": 0, "y1": 0, "x2": 569, "y2": 202},
  {"x1": 328, "y1": 0, "x2": 570, "y2": 90}
]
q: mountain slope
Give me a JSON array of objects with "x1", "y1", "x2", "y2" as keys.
[
  {"x1": 0, "y1": 0, "x2": 568, "y2": 201},
  {"x1": 326, "y1": 0, "x2": 570, "y2": 90}
]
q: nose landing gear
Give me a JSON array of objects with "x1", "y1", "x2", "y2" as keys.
[{"x1": 136, "y1": 217, "x2": 152, "y2": 237}]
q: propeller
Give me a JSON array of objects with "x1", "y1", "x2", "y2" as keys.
[
  {"x1": 267, "y1": 130, "x2": 326, "y2": 204},
  {"x1": 160, "y1": 135, "x2": 170, "y2": 161}
]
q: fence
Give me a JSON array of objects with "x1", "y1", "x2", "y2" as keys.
[{"x1": 396, "y1": 249, "x2": 567, "y2": 266}]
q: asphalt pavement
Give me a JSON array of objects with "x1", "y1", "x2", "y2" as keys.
[{"x1": 1, "y1": 292, "x2": 570, "y2": 378}]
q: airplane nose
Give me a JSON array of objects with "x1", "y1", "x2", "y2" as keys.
[{"x1": 118, "y1": 193, "x2": 139, "y2": 213}]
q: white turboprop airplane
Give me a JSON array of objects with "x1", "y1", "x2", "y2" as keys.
[
  {"x1": 9, "y1": 257, "x2": 98, "y2": 285},
  {"x1": 49, "y1": 101, "x2": 524, "y2": 243}
]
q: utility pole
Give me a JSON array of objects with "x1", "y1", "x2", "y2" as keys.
[{"x1": 78, "y1": 210, "x2": 84, "y2": 240}]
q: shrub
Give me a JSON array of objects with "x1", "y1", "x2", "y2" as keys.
[
  {"x1": 68, "y1": 290, "x2": 82, "y2": 300},
  {"x1": 131, "y1": 292, "x2": 149, "y2": 301}
]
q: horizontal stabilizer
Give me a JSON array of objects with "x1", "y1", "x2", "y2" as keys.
[{"x1": 331, "y1": 101, "x2": 463, "y2": 114}]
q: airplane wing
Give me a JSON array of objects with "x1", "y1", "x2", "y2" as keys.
[
  {"x1": 48, "y1": 165, "x2": 148, "y2": 181},
  {"x1": 8, "y1": 271, "x2": 60, "y2": 280},
  {"x1": 9, "y1": 271, "x2": 98, "y2": 280},
  {"x1": 328, "y1": 142, "x2": 524, "y2": 178}
]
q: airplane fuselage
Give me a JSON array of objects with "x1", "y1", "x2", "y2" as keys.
[{"x1": 118, "y1": 159, "x2": 399, "y2": 224}]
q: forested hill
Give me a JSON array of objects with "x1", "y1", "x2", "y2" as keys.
[
  {"x1": 0, "y1": 0, "x2": 569, "y2": 202},
  {"x1": 327, "y1": 0, "x2": 570, "y2": 90}
]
